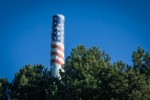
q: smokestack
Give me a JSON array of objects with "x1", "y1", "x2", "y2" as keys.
[{"x1": 51, "y1": 14, "x2": 65, "y2": 77}]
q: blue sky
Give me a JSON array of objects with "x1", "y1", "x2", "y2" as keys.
[{"x1": 0, "y1": 0, "x2": 150, "y2": 81}]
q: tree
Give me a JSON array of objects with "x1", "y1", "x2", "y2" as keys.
[
  {"x1": 60, "y1": 45, "x2": 150, "y2": 100},
  {"x1": 132, "y1": 47, "x2": 150, "y2": 76},
  {"x1": 60, "y1": 45, "x2": 112, "y2": 99},
  {"x1": 1, "y1": 45, "x2": 150, "y2": 99},
  {"x1": 0, "y1": 78, "x2": 9, "y2": 99},
  {"x1": 9, "y1": 64, "x2": 62, "y2": 100}
]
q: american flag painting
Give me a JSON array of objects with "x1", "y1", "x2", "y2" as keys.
[{"x1": 51, "y1": 14, "x2": 65, "y2": 77}]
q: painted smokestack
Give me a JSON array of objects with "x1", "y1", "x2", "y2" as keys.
[{"x1": 51, "y1": 14, "x2": 65, "y2": 77}]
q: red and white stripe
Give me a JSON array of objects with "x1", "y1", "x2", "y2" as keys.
[{"x1": 51, "y1": 41, "x2": 64, "y2": 67}]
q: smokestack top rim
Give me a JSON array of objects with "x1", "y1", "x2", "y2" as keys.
[{"x1": 54, "y1": 14, "x2": 65, "y2": 20}]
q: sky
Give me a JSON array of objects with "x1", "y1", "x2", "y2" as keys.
[{"x1": 0, "y1": 0, "x2": 150, "y2": 81}]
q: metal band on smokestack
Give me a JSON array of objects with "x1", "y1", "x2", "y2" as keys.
[{"x1": 51, "y1": 14, "x2": 65, "y2": 77}]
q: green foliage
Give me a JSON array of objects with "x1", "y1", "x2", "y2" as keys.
[
  {"x1": 0, "y1": 78, "x2": 9, "y2": 99},
  {"x1": 132, "y1": 47, "x2": 150, "y2": 76},
  {"x1": 9, "y1": 64, "x2": 62, "y2": 100},
  {"x1": 0, "y1": 45, "x2": 150, "y2": 99},
  {"x1": 60, "y1": 45, "x2": 111, "y2": 99},
  {"x1": 61, "y1": 46, "x2": 150, "y2": 99}
]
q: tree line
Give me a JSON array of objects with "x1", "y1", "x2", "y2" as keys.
[{"x1": 0, "y1": 45, "x2": 150, "y2": 100}]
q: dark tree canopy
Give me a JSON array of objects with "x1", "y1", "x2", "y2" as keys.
[
  {"x1": 0, "y1": 45, "x2": 150, "y2": 100},
  {"x1": 0, "y1": 78, "x2": 9, "y2": 99}
]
